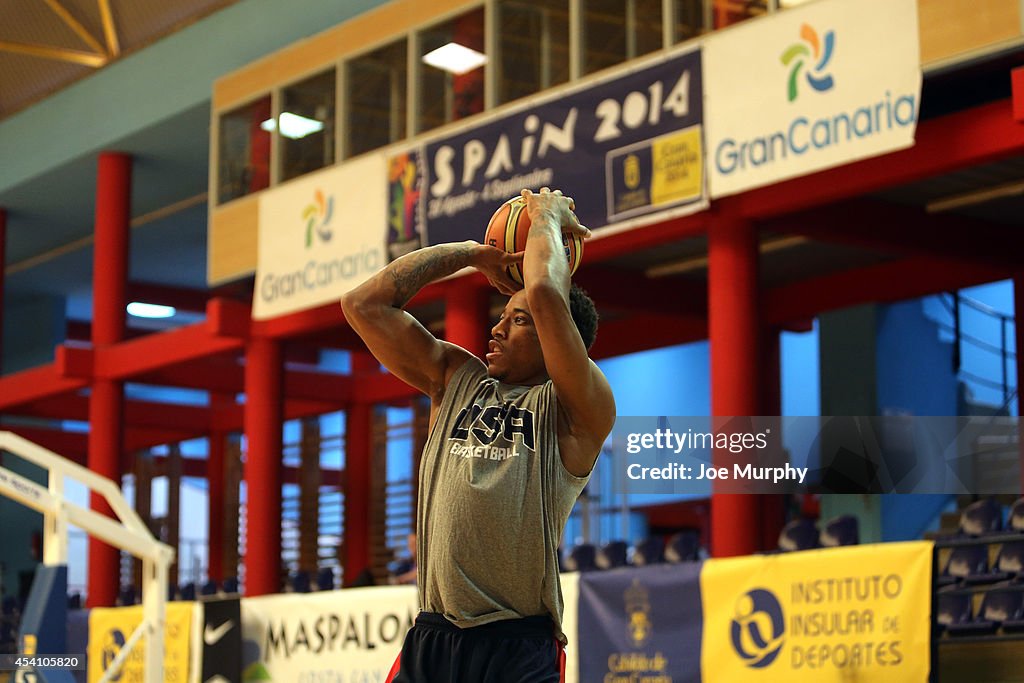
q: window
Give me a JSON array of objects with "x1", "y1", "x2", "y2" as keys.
[
  {"x1": 714, "y1": 0, "x2": 768, "y2": 28},
  {"x1": 496, "y1": 0, "x2": 570, "y2": 106},
  {"x1": 278, "y1": 69, "x2": 336, "y2": 182},
  {"x1": 673, "y1": 0, "x2": 709, "y2": 43},
  {"x1": 582, "y1": 0, "x2": 663, "y2": 76},
  {"x1": 217, "y1": 96, "x2": 271, "y2": 204},
  {"x1": 416, "y1": 7, "x2": 486, "y2": 134},
  {"x1": 346, "y1": 39, "x2": 408, "y2": 158}
]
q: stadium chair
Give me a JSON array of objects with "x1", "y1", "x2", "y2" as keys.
[
  {"x1": 960, "y1": 498, "x2": 1003, "y2": 536},
  {"x1": 820, "y1": 515, "x2": 859, "y2": 547},
  {"x1": 665, "y1": 531, "x2": 700, "y2": 563},
  {"x1": 292, "y1": 570, "x2": 312, "y2": 593},
  {"x1": 991, "y1": 541, "x2": 1024, "y2": 582},
  {"x1": 117, "y1": 586, "x2": 137, "y2": 606},
  {"x1": 778, "y1": 518, "x2": 820, "y2": 552},
  {"x1": 179, "y1": 582, "x2": 197, "y2": 601},
  {"x1": 222, "y1": 577, "x2": 240, "y2": 594},
  {"x1": 937, "y1": 592, "x2": 972, "y2": 633},
  {"x1": 947, "y1": 590, "x2": 1024, "y2": 636},
  {"x1": 632, "y1": 537, "x2": 665, "y2": 566},
  {"x1": 200, "y1": 580, "x2": 218, "y2": 596},
  {"x1": 1, "y1": 597, "x2": 16, "y2": 615},
  {"x1": 317, "y1": 567, "x2": 335, "y2": 591},
  {"x1": 563, "y1": 543, "x2": 597, "y2": 572},
  {"x1": 1009, "y1": 497, "x2": 1024, "y2": 532},
  {"x1": 939, "y1": 545, "x2": 990, "y2": 586},
  {"x1": 596, "y1": 541, "x2": 629, "y2": 569},
  {"x1": 67, "y1": 593, "x2": 82, "y2": 610}
]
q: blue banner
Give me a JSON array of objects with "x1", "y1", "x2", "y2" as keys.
[
  {"x1": 421, "y1": 47, "x2": 705, "y2": 246},
  {"x1": 578, "y1": 563, "x2": 703, "y2": 683}
]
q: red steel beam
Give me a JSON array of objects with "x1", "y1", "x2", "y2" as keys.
[{"x1": 0, "y1": 364, "x2": 88, "y2": 410}]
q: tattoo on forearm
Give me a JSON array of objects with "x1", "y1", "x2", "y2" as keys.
[{"x1": 388, "y1": 243, "x2": 474, "y2": 307}]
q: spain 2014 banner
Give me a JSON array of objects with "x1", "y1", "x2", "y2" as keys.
[{"x1": 700, "y1": 540, "x2": 932, "y2": 682}]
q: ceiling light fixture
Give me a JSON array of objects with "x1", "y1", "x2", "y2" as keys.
[
  {"x1": 127, "y1": 302, "x2": 176, "y2": 319},
  {"x1": 422, "y1": 42, "x2": 487, "y2": 75},
  {"x1": 925, "y1": 179, "x2": 1024, "y2": 213},
  {"x1": 260, "y1": 112, "x2": 325, "y2": 140}
]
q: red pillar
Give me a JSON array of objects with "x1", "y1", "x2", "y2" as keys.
[
  {"x1": 445, "y1": 281, "x2": 490, "y2": 356},
  {"x1": 207, "y1": 392, "x2": 233, "y2": 584},
  {"x1": 243, "y1": 337, "x2": 283, "y2": 595},
  {"x1": 343, "y1": 353, "x2": 377, "y2": 586},
  {"x1": 87, "y1": 152, "x2": 131, "y2": 608},
  {"x1": 708, "y1": 212, "x2": 761, "y2": 558}
]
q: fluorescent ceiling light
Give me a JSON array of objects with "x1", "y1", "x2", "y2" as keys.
[
  {"x1": 780, "y1": 0, "x2": 814, "y2": 6},
  {"x1": 422, "y1": 42, "x2": 487, "y2": 75},
  {"x1": 127, "y1": 302, "x2": 176, "y2": 319},
  {"x1": 260, "y1": 112, "x2": 325, "y2": 140}
]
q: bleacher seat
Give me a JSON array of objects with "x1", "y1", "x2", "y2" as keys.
[
  {"x1": 201, "y1": 580, "x2": 218, "y2": 596},
  {"x1": 939, "y1": 545, "x2": 990, "y2": 586},
  {"x1": 292, "y1": 571, "x2": 312, "y2": 593},
  {"x1": 222, "y1": 577, "x2": 239, "y2": 594},
  {"x1": 960, "y1": 498, "x2": 1003, "y2": 536},
  {"x1": 994, "y1": 541, "x2": 1024, "y2": 581},
  {"x1": 1009, "y1": 497, "x2": 1024, "y2": 532},
  {"x1": 317, "y1": 567, "x2": 335, "y2": 591},
  {"x1": 596, "y1": 541, "x2": 629, "y2": 569},
  {"x1": 67, "y1": 593, "x2": 82, "y2": 610},
  {"x1": 665, "y1": 531, "x2": 700, "y2": 563},
  {"x1": 778, "y1": 518, "x2": 820, "y2": 552},
  {"x1": 820, "y1": 515, "x2": 859, "y2": 547},
  {"x1": 563, "y1": 543, "x2": 597, "y2": 572},
  {"x1": 117, "y1": 586, "x2": 137, "y2": 606},
  {"x1": 937, "y1": 592, "x2": 972, "y2": 633},
  {"x1": 947, "y1": 590, "x2": 1024, "y2": 636},
  {"x1": 632, "y1": 537, "x2": 665, "y2": 566},
  {"x1": 179, "y1": 583, "x2": 196, "y2": 601}
]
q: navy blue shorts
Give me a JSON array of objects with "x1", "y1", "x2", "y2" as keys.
[{"x1": 385, "y1": 612, "x2": 565, "y2": 683}]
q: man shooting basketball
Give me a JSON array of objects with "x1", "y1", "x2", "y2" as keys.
[{"x1": 341, "y1": 188, "x2": 615, "y2": 682}]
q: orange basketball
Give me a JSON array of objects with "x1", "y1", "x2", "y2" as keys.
[{"x1": 483, "y1": 196, "x2": 584, "y2": 285}]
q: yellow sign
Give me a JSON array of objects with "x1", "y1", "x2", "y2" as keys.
[
  {"x1": 87, "y1": 602, "x2": 193, "y2": 683},
  {"x1": 701, "y1": 541, "x2": 932, "y2": 682},
  {"x1": 651, "y1": 126, "x2": 703, "y2": 207}
]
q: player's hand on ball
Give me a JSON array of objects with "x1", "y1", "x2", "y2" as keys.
[
  {"x1": 520, "y1": 187, "x2": 591, "y2": 239},
  {"x1": 472, "y1": 243, "x2": 524, "y2": 295}
]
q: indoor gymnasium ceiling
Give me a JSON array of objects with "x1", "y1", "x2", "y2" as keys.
[{"x1": 0, "y1": 0, "x2": 239, "y2": 119}]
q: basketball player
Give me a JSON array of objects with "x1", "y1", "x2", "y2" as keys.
[{"x1": 342, "y1": 188, "x2": 615, "y2": 682}]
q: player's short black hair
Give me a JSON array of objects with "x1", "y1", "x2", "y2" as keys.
[{"x1": 569, "y1": 283, "x2": 599, "y2": 350}]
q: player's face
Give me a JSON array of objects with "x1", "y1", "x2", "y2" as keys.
[{"x1": 486, "y1": 290, "x2": 547, "y2": 385}]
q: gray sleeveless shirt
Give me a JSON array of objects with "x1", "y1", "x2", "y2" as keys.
[{"x1": 416, "y1": 358, "x2": 589, "y2": 643}]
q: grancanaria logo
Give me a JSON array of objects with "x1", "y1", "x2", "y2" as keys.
[
  {"x1": 730, "y1": 588, "x2": 785, "y2": 668},
  {"x1": 781, "y1": 24, "x2": 835, "y2": 102},
  {"x1": 301, "y1": 188, "x2": 334, "y2": 248}
]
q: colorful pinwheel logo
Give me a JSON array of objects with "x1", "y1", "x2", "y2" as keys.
[
  {"x1": 781, "y1": 24, "x2": 835, "y2": 102},
  {"x1": 302, "y1": 188, "x2": 334, "y2": 248}
]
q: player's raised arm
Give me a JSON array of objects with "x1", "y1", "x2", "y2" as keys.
[
  {"x1": 341, "y1": 241, "x2": 522, "y2": 402},
  {"x1": 520, "y1": 188, "x2": 616, "y2": 476}
]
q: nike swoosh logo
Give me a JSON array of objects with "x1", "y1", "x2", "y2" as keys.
[{"x1": 204, "y1": 620, "x2": 234, "y2": 646}]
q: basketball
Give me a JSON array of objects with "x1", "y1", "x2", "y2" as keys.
[{"x1": 484, "y1": 196, "x2": 584, "y2": 285}]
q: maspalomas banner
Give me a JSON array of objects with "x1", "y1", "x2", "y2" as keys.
[
  {"x1": 87, "y1": 602, "x2": 194, "y2": 682},
  {"x1": 417, "y1": 45, "x2": 706, "y2": 246},
  {"x1": 239, "y1": 585, "x2": 418, "y2": 682},
  {"x1": 578, "y1": 563, "x2": 703, "y2": 683},
  {"x1": 700, "y1": 541, "x2": 933, "y2": 682},
  {"x1": 254, "y1": 153, "x2": 388, "y2": 320},
  {"x1": 704, "y1": 0, "x2": 920, "y2": 197}
]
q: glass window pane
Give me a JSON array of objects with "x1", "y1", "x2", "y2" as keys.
[
  {"x1": 582, "y1": 0, "x2": 663, "y2": 76},
  {"x1": 417, "y1": 7, "x2": 486, "y2": 134},
  {"x1": 217, "y1": 96, "x2": 271, "y2": 204},
  {"x1": 346, "y1": 39, "x2": 408, "y2": 158},
  {"x1": 673, "y1": 0, "x2": 709, "y2": 42},
  {"x1": 279, "y1": 69, "x2": 336, "y2": 182},
  {"x1": 496, "y1": 0, "x2": 569, "y2": 106}
]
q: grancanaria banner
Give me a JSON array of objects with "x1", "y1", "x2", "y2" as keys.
[
  {"x1": 87, "y1": 602, "x2": 194, "y2": 682},
  {"x1": 700, "y1": 540, "x2": 932, "y2": 682}
]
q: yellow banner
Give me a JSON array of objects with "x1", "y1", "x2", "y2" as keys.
[
  {"x1": 87, "y1": 602, "x2": 193, "y2": 683},
  {"x1": 701, "y1": 541, "x2": 932, "y2": 683}
]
